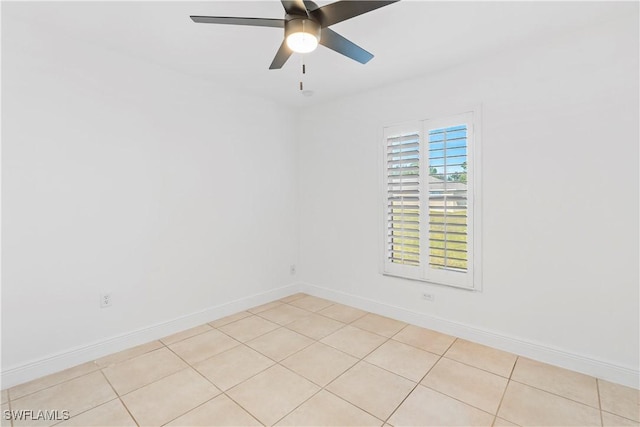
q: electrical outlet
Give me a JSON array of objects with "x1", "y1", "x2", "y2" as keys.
[
  {"x1": 290, "y1": 264, "x2": 296, "y2": 275},
  {"x1": 100, "y1": 293, "x2": 112, "y2": 308},
  {"x1": 422, "y1": 292, "x2": 435, "y2": 302}
]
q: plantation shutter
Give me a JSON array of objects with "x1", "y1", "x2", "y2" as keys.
[
  {"x1": 427, "y1": 124, "x2": 468, "y2": 272},
  {"x1": 424, "y1": 112, "x2": 475, "y2": 288},
  {"x1": 381, "y1": 111, "x2": 479, "y2": 290},
  {"x1": 385, "y1": 130, "x2": 421, "y2": 271}
]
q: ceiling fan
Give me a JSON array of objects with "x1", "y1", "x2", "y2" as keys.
[{"x1": 190, "y1": 0, "x2": 399, "y2": 69}]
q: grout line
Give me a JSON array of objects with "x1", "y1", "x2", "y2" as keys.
[
  {"x1": 248, "y1": 330, "x2": 318, "y2": 366},
  {"x1": 418, "y1": 383, "x2": 497, "y2": 419},
  {"x1": 158, "y1": 347, "x2": 256, "y2": 426},
  {"x1": 322, "y1": 388, "x2": 386, "y2": 425},
  {"x1": 101, "y1": 350, "x2": 189, "y2": 397},
  {"x1": 49, "y1": 398, "x2": 121, "y2": 427},
  {"x1": 207, "y1": 310, "x2": 253, "y2": 328},
  {"x1": 600, "y1": 410, "x2": 640, "y2": 424},
  {"x1": 596, "y1": 379, "x2": 604, "y2": 427},
  {"x1": 269, "y1": 385, "x2": 324, "y2": 426},
  {"x1": 273, "y1": 352, "x2": 387, "y2": 425},
  {"x1": 488, "y1": 353, "x2": 520, "y2": 426},
  {"x1": 197, "y1": 352, "x2": 275, "y2": 425},
  {"x1": 507, "y1": 355, "x2": 518, "y2": 379},
  {"x1": 219, "y1": 391, "x2": 265, "y2": 426},
  {"x1": 99, "y1": 370, "x2": 140, "y2": 427},
  {"x1": 492, "y1": 357, "x2": 516, "y2": 425},
  {"x1": 382, "y1": 346, "x2": 444, "y2": 425},
  {"x1": 257, "y1": 303, "x2": 394, "y2": 425},
  {"x1": 159, "y1": 395, "x2": 218, "y2": 426},
  {"x1": 439, "y1": 354, "x2": 514, "y2": 378},
  {"x1": 7, "y1": 364, "x2": 102, "y2": 402},
  {"x1": 95, "y1": 341, "x2": 166, "y2": 370},
  {"x1": 175, "y1": 341, "x2": 275, "y2": 394},
  {"x1": 159, "y1": 324, "x2": 215, "y2": 347},
  {"x1": 212, "y1": 322, "x2": 279, "y2": 351},
  {"x1": 508, "y1": 378, "x2": 602, "y2": 410}
]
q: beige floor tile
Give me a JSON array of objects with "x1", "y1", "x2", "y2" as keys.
[
  {"x1": 280, "y1": 293, "x2": 308, "y2": 303},
  {"x1": 289, "y1": 295, "x2": 335, "y2": 312},
  {"x1": 511, "y1": 357, "x2": 598, "y2": 407},
  {"x1": 194, "y1": 345, "x2": 274, "y2": 390},
  {"x1": 498, "y1": 381, "x2": 601, "y2": 426},
  {"x1": 102, "y1": 347, "x2": 187, "y2": 395},
  {"x1": 160, "y1": 324, "x2": 213, "y2": 345},
  {"x1": 285, "y1": 313, "x2": 345, "y2": 340},
  {"x1": 352, "y1": 313, "x2": 406, "y2": 338},
  {"x1": 445, "y1": 340, "x2": 517, "y2": 377},
  {"x1": 248, "y1": 301, "x2": 283, "y2": 314},
  {"x1": 166, "y1": 394, "x2": 261, "y2": 426},
  {"x1": 318, "y1": 303, "x2": 367, "y2": 323},
  {"x1": 227, "y1": 364, "x2": 319, "y2": 426},
  {"x1": 392, "y1": 325, "x2": 456, "y2": 355},
  {"x1": 57, "y1": 398, "x2": 136, "y2": 426},
  {"x1": 11, "y1": 371, "x2": 116, "y2": 426},
  {"x1": 121, "y1": 368, "x2": 219, "y2": 426},
  {"x1": 321, "y1": 325, "x2": 387, "y2": 359},
  {"x1": 168, "y1": 329, "x2": 240, "y2": 365},
  {"x1": 247, "y1": 328, "x2": 314, "y2": 361},
  {"x1": 282, "y1": 342, "x2": 358, "y2": 387},
  {"x1": 1, "y1": 389, "x2": 7, "y2": 404},
  {"x1": 276, "y1": 390, "x2": 382, "y2": 426},
  {"x1": 493, "y1": 418, "x2": 520, "y2": 426},
  {"x1": 10, "y1": 362, "x2": 100, "y2": 400},
  {"x1": 422, "y1": 358, "x2": 508, "y2": 414},
  {"x1": 365, "y1": 340, "x2": 440, "y2": 382},
  {"x1": 599, "y1": 379, "x2": 640, "y2": 422},
  {"x1": 218, "y1": 315, "x2": 279, "y2": 342},
  {"x1": 257, "y1": 304, "x2": 310, "y2": 325},
  {"x1": 0, "y1": 403, "x2": 9, "y2": 427},
  {"x1": 388, "y1": 385, "x2": 494, "y2": 427},
  {"x1": 208, "y1": 310, "x2": 252, "y2": 328},
  {"x1": 602, "y1": 411, "x2": 640, "y2": 427},
  {"x1": 326, "y1": 361, "x2": 415, "y2": 420},
  {"x1": 95, "y1": 341, "x2": 164, "y2": 368}
]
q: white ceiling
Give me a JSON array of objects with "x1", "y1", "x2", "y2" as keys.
[{"x1": 4, "y1": 1, "x2": 622, "y2": 107}]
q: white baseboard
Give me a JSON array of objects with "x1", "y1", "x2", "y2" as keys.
[
  {"x1": 1, "y1": 284, "x2": 301, "y2": 389},
  {"x1": 4, "y1": 282, "x2": 637, "y2": 390},
  {"x1": 300, "y1": 282, "x2": 639, "y2": 389}
]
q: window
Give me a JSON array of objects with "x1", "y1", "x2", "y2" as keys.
[{"x1": 382, "y1": 110, "x2": 481, "y2": 290}]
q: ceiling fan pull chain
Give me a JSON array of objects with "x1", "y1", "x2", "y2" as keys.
[{"x1": 299, "y1": 56, "x2": 306, "y2": 91}]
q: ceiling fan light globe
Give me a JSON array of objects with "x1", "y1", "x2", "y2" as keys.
[{"x1": 286, "y1": 32, "x2": 319, "y2": 53}]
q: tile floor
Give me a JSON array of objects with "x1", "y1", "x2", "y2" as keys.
[{"x1": 2, "y1": 293, "x2": 638, "y2": 426}]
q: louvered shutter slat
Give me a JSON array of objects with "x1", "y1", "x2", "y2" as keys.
[
  {"x1": 428, "y1": 124, "x2": 469, "y2": 272},
  {"x1": 386, "y1": 132, "x2": 420, "y2": 267}
]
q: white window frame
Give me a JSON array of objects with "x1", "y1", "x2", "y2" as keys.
[{"x1": 381, "y1": 108, "x2": 482, "y2": 291}]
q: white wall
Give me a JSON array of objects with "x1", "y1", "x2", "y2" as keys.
[
  {"x1": 298, "y1": 12, "x2": 639, "y2": 384},
  {"x1": 2, "y1": 3, "x2": 638, "y2": 389},
  {"x1": 2, "y1": 16, "x2": 298, "y2": 379}
]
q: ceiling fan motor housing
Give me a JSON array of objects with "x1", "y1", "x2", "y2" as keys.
[
  {"x1": 285, "y1": 16, "x2": 321, "y2": 43},
  {"x1": 190, "y1": 1, "x2": 400, "y2": 68}
]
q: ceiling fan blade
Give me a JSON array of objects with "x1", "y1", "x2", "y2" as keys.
[
  {"x1": 269, "y1": 40, "x2": 293, "y2": 69},
  {"x1": 311, "y1": 1, "x2": 399, "y2": 27},
  {"x1": 302, "y1": 0, "x2": 320, "y2": 12},
  {"x1": 190, "y1": 16, "x2": 285, "y2": 28},
  {"x1": 319, "y1": 28, "x2": 373, "y2": 64},
  {"x1": 280, "y1": 0, "x2": 309, "y2": 16}
]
